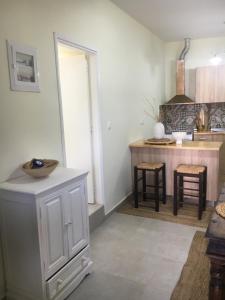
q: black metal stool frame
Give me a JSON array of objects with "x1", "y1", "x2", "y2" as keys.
[
  {"x1": 173, "y1": 166, "x2": 207, "y2": 220},
  {"x1": 134, "y1": 163, "x2": 166, "y2": 212}
]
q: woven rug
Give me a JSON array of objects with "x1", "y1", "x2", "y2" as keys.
[
  {"x1": 171, "y1": 231, "x2": 210, "y2": 300},
  {"x1": 117, "y1": 195, "x2": 213, "y2": 228}
]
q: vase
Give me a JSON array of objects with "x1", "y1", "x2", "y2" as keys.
[{"x1": 153, "y1": 122, "x2": 165, "y2": 139}]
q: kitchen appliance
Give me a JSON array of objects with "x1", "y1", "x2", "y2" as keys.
[{"x1": 167, "y1": 38, "x2": 194, "y2": 104}]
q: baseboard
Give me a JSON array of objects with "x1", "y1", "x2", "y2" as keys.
[
  {"x1": 89, "y1": 191, "x2": 132, "y2": 233},
  {"x1": 105, "y1": 191, "x2": 132, "y2": 217},
  {"x1": 89, "y1": 204, "x2": 105, "y2": 232}
]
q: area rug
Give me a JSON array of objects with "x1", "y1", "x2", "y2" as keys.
[
  {"x1": 171, "y1": 231, "x2": 209, "y2": 300},
  {"x1": 117, "y1": 195, "x2": 213, "y2": 228}
]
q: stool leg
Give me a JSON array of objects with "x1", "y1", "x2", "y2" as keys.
[
  {"x1": 198, "y1": 173, "x2": 203, "y2": 220},
  {"x1": 134, "y1": 166, "x2": 139, "y2": 208},
  {"x1": 179, "y1": 175, "x2": 184, "y2": 208},
  {"x1": 162, "y1": 163, "x2": 166, "y2": 204},
  {"x1": 203, "y1": 167, "x2": 207, "y2": 211},
  {"x1": 173, "y1": 170, "x2": 178, "y2": 216},
  {"x1": 155, "y1": 170, "x2": 159, "y2": 212},
  {"x1": 142, "y1": 169, "x2": 146, "y2": 201}
]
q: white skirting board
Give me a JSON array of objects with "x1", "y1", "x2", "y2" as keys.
[{"x1": 106, "y1": 191, "x2": 132, "y2": 216}]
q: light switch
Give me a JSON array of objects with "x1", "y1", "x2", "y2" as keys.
[{"x1": 107, "y1": 121, "x2": 112, "y2": 130}]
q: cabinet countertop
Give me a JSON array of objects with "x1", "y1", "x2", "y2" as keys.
[
  {"x1": 0, "y1": 167, "x2": 88, "y2": 195},
  {"x1": 129, "y1": 140, "x2": 223, "y2": 151}
]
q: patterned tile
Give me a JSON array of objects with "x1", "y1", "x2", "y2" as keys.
[{"x1": 160, "y1": 102, "x2": 225, "y2": 133}]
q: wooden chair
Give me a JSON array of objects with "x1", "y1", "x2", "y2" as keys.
[
  {"x1": 173, "y1": 164, "x2": 207, "y2": 220},
  {"x1": 134, "y1": 162, "x2": 166, "y2": 212}
]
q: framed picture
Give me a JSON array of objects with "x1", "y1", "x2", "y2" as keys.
[{"x1": 7, "y1": 41, "x2": 40, "y2": 92}]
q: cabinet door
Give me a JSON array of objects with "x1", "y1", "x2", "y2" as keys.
[
  {"x1": 195, "y1": 66, "x2": 216, "y2": 102},
  {"x1": 66, "y1": 181, "x2": 89, "y2": 258},
  {"x1": 41, "y1": 193, "x2": 68, "y2": 279},
  {"x1": 196, "y1": 65, "x2": 225, "y2": 103}
]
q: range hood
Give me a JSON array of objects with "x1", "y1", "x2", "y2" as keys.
[{"x1": 167, "y1": 38, "x2": 194, "y2": 104}]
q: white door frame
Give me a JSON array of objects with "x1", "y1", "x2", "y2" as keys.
[{"x1": 53, "y1": 32, "x2": 105, "y2": 206}]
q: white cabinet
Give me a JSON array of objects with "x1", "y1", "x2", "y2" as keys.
[{"x1": 0, "y1": 167, "x2": 92, "y2": 300}]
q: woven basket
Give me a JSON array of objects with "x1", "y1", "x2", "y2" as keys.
[
  {"x1": 22, "y1": 159, "x2": 59, "y2": 178},
  {"x1": 215, "y1": 203, "x2": 225, "y2": 219}
]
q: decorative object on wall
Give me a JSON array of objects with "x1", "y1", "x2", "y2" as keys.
[
  {"x1": 22, "y1": 159, "x2": 58, "y2": 178},
  {"x1": 160, "y1": 102, "x2": 225, "y2": 133},
  {"x1": 7, "y1": 41, "x2": 40, "y2": 92}
]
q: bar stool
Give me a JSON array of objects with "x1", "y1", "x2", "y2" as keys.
[
  {"x1": 134, "y1": 162, "x2": 166, "y2": 212},
  {"x1": 173, "y1": 164, "x2": 207, "y2": 220}
]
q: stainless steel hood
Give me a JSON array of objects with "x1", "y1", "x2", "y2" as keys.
[{"x1": 167, "y1": 38, "x2": 194, "y2": 105}]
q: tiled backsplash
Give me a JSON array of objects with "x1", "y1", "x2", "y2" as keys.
[{"x1": 160, "y1": 102, "x2": 225, "y2": 134}]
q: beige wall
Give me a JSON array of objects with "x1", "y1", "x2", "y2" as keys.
[
  {"x1": 165, "y1": 36, "x2": 225, "y2": 102},
  {"x1": 0, "y1": 0, "x2": 164, "y2": 213}
]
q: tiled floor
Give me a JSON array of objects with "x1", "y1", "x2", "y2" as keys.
[{"x1": 67, "y1": 212, "x2": 205, "y2": 300}]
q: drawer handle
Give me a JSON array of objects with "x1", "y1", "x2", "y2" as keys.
[
  {"x1": 56, "y1": 279, "x2": 63, "y2": 287},
  {"x1": 199, "y1": 137, "x2": 208, "y2": 140}
]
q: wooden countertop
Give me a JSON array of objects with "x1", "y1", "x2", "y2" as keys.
[
  {"x1": 194, "y1": 131, "x2": 225, "y2": 135},
  {"x1": 129, "y1": 140, "x2": 223, "y2": 151}
]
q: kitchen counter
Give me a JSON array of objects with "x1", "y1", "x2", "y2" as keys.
[
  {"x1": 130, "y1": 140, "x2": 222, "y2": 151},
  {"x1": 130, "y1": 139, "x2": 225, "y2": 202}
]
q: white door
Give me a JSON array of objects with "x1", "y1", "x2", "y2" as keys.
[
  {"x1": 41, "y1": 194, "x2": 68, "y2": 279},
  {"x1": 66, "y1": 181, "x2": 89, "y2": 258},
  {"x1": 58, "y1": 45, "x2": 95, "y2": 204}
]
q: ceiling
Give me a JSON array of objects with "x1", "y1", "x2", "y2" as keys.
[{"x1": 111, "y1": 0, "x2": 225, "y2": 41}]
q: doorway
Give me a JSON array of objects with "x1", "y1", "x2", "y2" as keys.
[{"x1": 54, "y1": 34, "x2": 104, "y2": 206}]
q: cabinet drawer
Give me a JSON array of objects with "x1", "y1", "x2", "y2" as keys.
[
  {"x1": 194, "y1": 135, "x2": 212, "y2": 141},
  {"x1": 46, "y1": 246, "x2": 90, "y2": 299}
]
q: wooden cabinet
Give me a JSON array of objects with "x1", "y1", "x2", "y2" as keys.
[
  {"x1": 194, "y1": 132, "x2": 225, "y2": 142},
  {"x1": 0, "y1": 167, "x2": 92, "y2": 300},
  {"x1": 195, "y1": 65, "x2": 225, "y2": 103},
  {"x1": 194, "y1": 132, "x2": 225, "y2": 176}
]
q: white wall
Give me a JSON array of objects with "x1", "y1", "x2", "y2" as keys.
[
  {"x1": 165, "y1": 36, "x2": 225, "y2": 102},
  {"x1": 0, "y1": 0, "x2": 164, "y2": 214}
]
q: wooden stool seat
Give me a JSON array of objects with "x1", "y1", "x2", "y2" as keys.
[
  {"x1": 137, "y1": 162, "x2": 164, "y2": 170},
  {"x1": 176, "y1": 164, "x2": 206, "y2": 174},
  {"x1": 173, "y1": 164, "x2": 207, "y2": 220},
  {"x1": 134, "y1": 162, "x2": 166, "y2": 212}
]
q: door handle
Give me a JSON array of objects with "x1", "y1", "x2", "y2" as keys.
[{"x1": 64, "y1": 221, "x2": 73, "y2": 227}]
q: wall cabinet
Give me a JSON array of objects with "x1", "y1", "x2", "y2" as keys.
[
  {"x1": 195, "y1": 65, "x2": 225, "y2": 103},
  {"x1": 0, "y1": 167, "x2": 92, "y2": 300}
]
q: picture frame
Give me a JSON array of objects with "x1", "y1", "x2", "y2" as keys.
[{"x1": 7, "y1": 41, "x2": 40, "y2": 92}]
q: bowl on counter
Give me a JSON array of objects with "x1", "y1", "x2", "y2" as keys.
[
  {"x1": 172, "y1": 131, "x2": 187, "y2": 145},
  {"x1": 22, "y1": 159, "x2": 59, "y2": 178}
]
